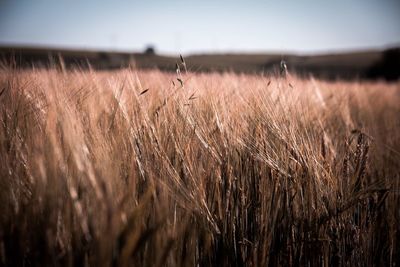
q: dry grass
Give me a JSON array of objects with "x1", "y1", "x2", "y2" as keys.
[{"x1": 0, "y1": 64, "x2": 399, "y2": 266}]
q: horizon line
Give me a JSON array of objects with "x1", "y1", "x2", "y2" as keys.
[{"x1": 0, "y1": 41, "x2": 399, "y2": 57}]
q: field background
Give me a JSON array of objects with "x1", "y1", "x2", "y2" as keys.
[
  {"x1": 0, "y1": 64, "x2": 399, "y2": 266},
  {"x1": 1, "y1": 46, "x2": 399, "y2": 80}
]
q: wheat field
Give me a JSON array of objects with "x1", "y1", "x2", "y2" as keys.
[{"x1": 0, "y1": 64, "x2": 399, "y2": 266}]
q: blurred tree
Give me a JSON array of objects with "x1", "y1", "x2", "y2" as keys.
[
  {"x1": 367, "y1": 48, "x2": 400, "y2": 81},
  {"x1": 144, "y1": 45, "x2": 156, "y2": 55}
]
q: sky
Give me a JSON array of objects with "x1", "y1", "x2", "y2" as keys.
[{"x1": 0, "y1": 0, "x2": 400, "y2": 55}]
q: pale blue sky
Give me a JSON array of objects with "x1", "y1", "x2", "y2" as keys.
[{"x1": 0, "y1": 0, "x2": 399, "y2": 55}]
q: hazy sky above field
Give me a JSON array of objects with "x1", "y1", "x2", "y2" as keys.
[{"x1": 0, "y1": 0, "x2": 399, "y2": 55}]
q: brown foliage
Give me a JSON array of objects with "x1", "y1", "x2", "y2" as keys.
[{"x1": 0, "y1": 65, "x2": 399, "y2": 266}]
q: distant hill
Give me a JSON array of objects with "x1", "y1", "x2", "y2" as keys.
[{"x1": 0, "y1": 45, "x2": 398, "y2": 80}]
